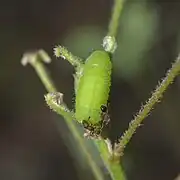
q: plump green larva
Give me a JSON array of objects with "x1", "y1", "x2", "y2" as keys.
[{"x1": 75, "y1": 50, "x2": 112, "y2": 127}]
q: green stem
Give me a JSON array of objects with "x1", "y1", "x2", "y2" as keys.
[
  {"x1": 114, "y1": 53, "x2": 180, "y2": 157},
  {"x1": 103, "y1": 0, "x2": 125, "y2": 53},
  {"x1": 53, "y1": 45, "x2": 84, "y2": 94},
  {"x1": 108, "y1": 0, "x2": 125, "y2": 37},
  {"x1": 54, "y1": 45, "x2": 83, "y2": 68},
  {"x1": 95, "y1": 140, "x2": 126, "y2": 180},
  {"x1": 21, "y1": 50, "x2": 105, "y2": 180},
  {"x1": 53, "y1": 46, "x2": 126, "y2": 179},
  {"x1": 21, "y1": 50, "x2": 57, "y2": 92},
  {"x1": 45, "y1": 93, "x2": 105, "y2": 180}
]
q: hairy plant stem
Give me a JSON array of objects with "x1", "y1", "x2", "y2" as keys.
[
  {"x1": 114, "y1": 54, "x2": 180, "y2": 157},
  {"x1": 108, "y1": 0, "x2": 125, "y2": 38},
  {"x1": 53, "y1": 45, "x2": 126, "y2": 180},
  {"x1": 21, "y1": 50, "x2": 105, "y2": 180}
]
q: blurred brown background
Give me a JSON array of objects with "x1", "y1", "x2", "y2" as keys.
[{"x1": 0, "y1": 0, "x2": 180, "y2": 180}]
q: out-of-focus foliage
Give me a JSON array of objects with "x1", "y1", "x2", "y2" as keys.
[
  {"x1": 63, "y1": 26, "x2": 104, "y2": 59},
  {"x1": 0, "y1": 0, "x2": 180, "y2": 180},
  {"x1": 114, "y1": 2, "x2": 158, "y2": 80}
]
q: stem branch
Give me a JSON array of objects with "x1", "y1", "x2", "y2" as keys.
[
  {"x1": 21, "y1": 49, "x2": 105, "y2": 180},
  {"x1": 114, "y1": 54, "x2": 180, "y2": 157},
  {"x1": 108, "y1": 0, "x2": 125, "y2": 37}
]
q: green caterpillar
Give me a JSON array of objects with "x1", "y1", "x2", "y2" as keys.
[{"x1": 75, "y1": 50, "x2": 112, "y2": 137}]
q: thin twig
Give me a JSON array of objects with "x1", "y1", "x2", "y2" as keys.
[
  {"x1": 52, "y1": 46, "x2": 126, "y2": 180},
  {"x1": 108, "y1": 0, "x2": 125, "y2": 38},
  {"x1": 103, "y1": 0, "x2": 125, "y2": 53},
  {"x1": 21, "y1": 50, "x2": 105, "y2": 180},
  {"x1": 21, "y1": 49, "x2": 57, "y2": 92},
  {"x1": 114, "y1": 53, "x2": 180, "y2": 157},
  {"x1": 54, "y1": 45, "x2": 83, "y2": 68},
  {"x1": 95, "y1": 140, "x2": 126, "y2": 180},
  {"x1": 45, "y1": 93, "x2": 106, "y2": 180}
]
